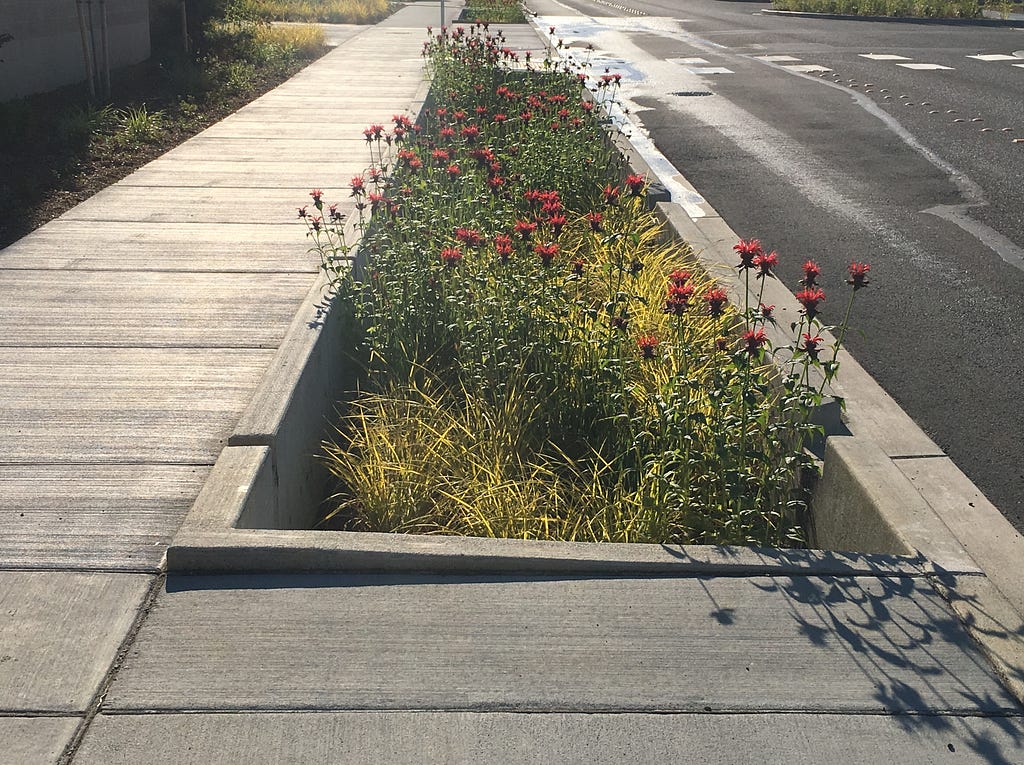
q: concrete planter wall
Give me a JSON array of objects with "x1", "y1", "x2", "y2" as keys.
[{"x1": 0, "y1": 0, "x2": 150, "y2": 101}]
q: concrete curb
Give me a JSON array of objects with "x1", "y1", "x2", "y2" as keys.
[
  {"x1": 166, "y1": 12, "x2": 1024, "y2": 703},
  {"x1": 759, "y1": 8, "x2": 1024, "y2": 27}
]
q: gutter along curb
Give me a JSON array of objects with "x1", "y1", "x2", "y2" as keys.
[{"x1": 166, "y1": 12, "x2": 1024, "y2": 703}]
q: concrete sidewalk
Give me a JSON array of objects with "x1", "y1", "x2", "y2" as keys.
[{"x1": 1, "y1": 2, "x2": 1021, "y2": 763}]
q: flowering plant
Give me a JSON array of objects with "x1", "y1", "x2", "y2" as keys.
[{"x1": 304, "y1": 24, "x2": 870, "y2": 547}]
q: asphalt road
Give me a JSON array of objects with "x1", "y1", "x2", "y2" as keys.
[{"x1": 531, "y1": 0, "x2": 1024, "y2": 532}]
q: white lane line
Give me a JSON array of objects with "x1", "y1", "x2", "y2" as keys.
[
  {"x1": 859, "y1": 54, "x2": 911, "y2": 60},
  {"x1": 782, "y1": 64, "x2": 832, "y2": 73},
  {"x1": 686, "y1": 67, "x2": 733, "y2": 74},
  {"x1": 756, "y1": 55, "x2": 801, "y2": 62},
  {"x1": 968, "y1": 54, "x2": 1019, "y2": 61},
  {"x1": 897, "y1": 63, "x2": 954, "y2": 70},
  {"x1": 670, "y1": 57, "x2": 710, "y2": 65}
]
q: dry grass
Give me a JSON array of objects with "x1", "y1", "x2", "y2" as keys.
[
  {"x1": 236, "y1": 0, "x2": 392, "y2": 24},
  {"x1": 254, "y1": 23, "x2": 327, "y2": 57}
]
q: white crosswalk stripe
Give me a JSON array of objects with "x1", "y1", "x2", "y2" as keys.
[
  {"x1": 859, "y1": 54, "x2": 911, "y2": 61},
  {"x1": 686, "y1": 67, "x2": 733, "y2": 74},
  {"x1": 782, "y1": 64, "x2": 832, "y2": 73},
  {"x1": 967, "y1": 54, "x2": 1019, "y2": 61},
  {"x1": 756, "y1": 55, "x2": 801, "y2": 62},
  {"x1": 897, "y1": 63, "x2": 954, "y2": 70}
]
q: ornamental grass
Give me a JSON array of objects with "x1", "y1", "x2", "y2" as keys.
[{"x1": 307, "y1": 23, "x2": 869, "y2": 547}]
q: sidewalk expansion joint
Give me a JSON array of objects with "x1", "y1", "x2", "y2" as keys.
[
  {"x1": 96, "y1": 705, "x2": 1024, "y2": 718},
  {"x1": 57, "y1": 572, "x2": 166, "y2": 765}
]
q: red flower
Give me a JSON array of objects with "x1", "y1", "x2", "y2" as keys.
[
  {"x1": 625, "y1": 174, "x2": 645, "y2": 195},
  {"x1": 440, "y1": 246, "x2": 463, "y2": 267},
  {"x1": 297, "y1": 205, "x2": 308, "y2": 219},
  {"x1": 309, "y1": 188, "x2": 323, "y2": 206},
  {"x1": 349, "y1": 176, "x2": 365, "y2": 196},
  {"x1": 460, "y1": 125, "x2": 480, "y2": 143},
  {"x1": 572, "y1": 258, "x2": 585, "y2": 276},
  {"x1": 494, "y1": 234, "x2": 513, "y2": 262},
  {"x1": 455, "y1": 227, "x2": 484, "y2": 247},
  {"x1": 520, "y1": 110, "x2": 533, "y2": 123},
  {"x1": 742, "y1": 328, "x2": 769, "y2": 355},
  {"x1": 733, "y1": 238, "x2": 763, "y2": 270},
  {"x1": 309, "y1": 215, "x2": 322, "y2": 232},
  {"x1": 513, "y1": 220, "x2": 537, "y2": 240},
  {"x1": 669, "y1": 269, "x2": 691, "y2": 286},
  {"x1": 534, "y1": 242, "x2": 559, "y2": 265},
  {"x1": 603, "y1": 184, "x2": 620, "y2": 205},
  {"x1": 637, "y1": 334, "x2": 660, "y2": 359},
  {"x1": 801, "y1": 260, "x2": 821, "y2": 286},
  {"x1": 548, "y1": 214, "x2": 567, "y2": 236},
  {"x1": 586, "y1": 211, "x2": 603, "y2": 232},
  {"x1": 798, "y1": 333, "x2": 824, "y2": 361},
  {"x1": 795, "y1": 287, "x2": 825, "y2": 320},
  {"x1": 446, "y1": 164, "x2": 461, "y2": 179},
  {"x1": 759, "y1": 303, "x2": 775, "y2": 320},
  {"x1": 704, "y1": 287, "x2": 729, "y2": 318},
  {"x1": 848, "y1": 262, "x2": 871, "y2": 290},
  {"x1": 753, "y1": 250, "x2": 778, "y2": 278},
  {"x1": 493, "y1": 113, "x2": 508, "y2": 124},
  {"x1": 664, "y1": 282, "x2": 695, "y2": 315},
  {"x1": 440, "y1": 126, "x2": 455, "y2": 140},
  {"x1": 431, "y1": 148, "x2": 450, "y2": 165}
]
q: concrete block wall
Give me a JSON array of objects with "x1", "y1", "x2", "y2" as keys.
[{"x1": 0, "y1": 0, "x2": 150, "y2": 101}]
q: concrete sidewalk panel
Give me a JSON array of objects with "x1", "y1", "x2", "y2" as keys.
[
  {"x1": 118, "y1": 160, "x2": 364, "y2": 190},
  {"x1": 0, "y1": 572, "x2": 150, "y2": 713},
  {"x1": 0, "y1": 347, "x2": 274, "y2": 464},
  {"x1": 0, "y1": 222, "x2": 316, "y2": 272},
  {"x1": 60, "y1": 186, "x2": 322, "y2": 225},
  {"x1": 104, "y1": 574, "x2": 1018, "y2": 714},
  {"x1": 897, "y1": 457, "x2": 1024, "y2": 615},
  {"x1": 0, "y1": 463, "x2": 207, "y2": 571},
  {"x1": 0, "y1": 717, "x2": 80, "y2": 765},
  {"x1": 75, "y1": 710, "x2": 1024, "y2": 764},
  {"x1": 0, "y1": 271, "x2": 312, "y2": 348}
]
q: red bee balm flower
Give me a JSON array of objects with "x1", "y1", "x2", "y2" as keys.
[
  {"x1": 801, "y1": 260, "x2": 821, "y2": 286},
  {"x1": 349, "y1": 177, "x2": 365, "y2": 196},
  {"x1": 669, "y1": 269, "x2": 692, "y2": 286},
  {"x1": 548, "y1": 214, "x2": 567, "y2": 236},
  {"x1": 637, "y1": 334, "x2": 660, "y2": 359},
  {"x1": 704, "y1": 287, "x2": 729, "y2": 317},
  {"x1": 753, "y1": 250, "x2": 778, "y2": 278},
  {"x1": 603, "y1": 184, "x2": 620, "y2": 205},
  {"x1": 795, "y1": 287, "x2": 826, "y2": 319},
  {"x1": 733, "y1": 238, "x2": 763, "y2": 270},
  {"x1": 586, "y1": 212, "x2": 603, "y2": 232},
  {"x1": 309, "y1": 188, "x2": 323, "y2": 205},
  {"x1": 625, "y1": 174, "x2": 645, "y2": 195},
  {"x1": 440, "y1": 247, "x2": 463, "y2": 267},
  {"x1": 848, "y1": 262, "x2": 871, "y2": 290},
  {"x1": 798, "y1": 333, "x2": 824, "y2": 360},
  {"x1": 534, "y1": 242, "x2": 559, "y2": 265},
  {"x1": 742, "y1": 328, "x2": 769, "y2": 355},
  {"x1": 455, "y1": 228, "x2": 484, "y2": 247},
  {"x1": 513, "y1": 220, "x2": 537, "y2": 240},
  {"x1": 664, "y1": 282, "x2": 695, "y2": 315}
]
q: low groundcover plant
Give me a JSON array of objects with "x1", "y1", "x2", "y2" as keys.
[{"x1": 304, "y1": 23, "x2": 870, "y2": 547}]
